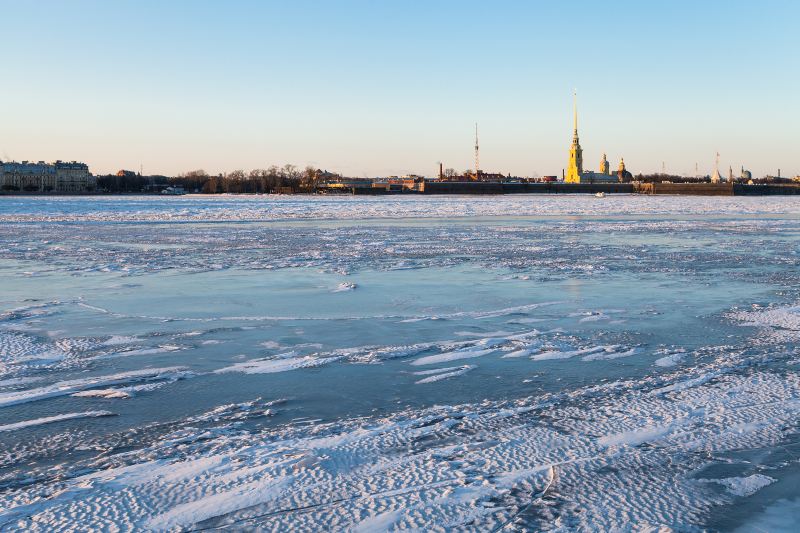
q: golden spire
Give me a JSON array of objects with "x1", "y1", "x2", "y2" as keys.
[{"x1": 573, "y1": 89, "x2": 578, "y2": 135}]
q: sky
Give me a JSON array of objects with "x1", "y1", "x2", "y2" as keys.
[{"x1": 2, "y1": 0, "x2": 799, "y2": 178}]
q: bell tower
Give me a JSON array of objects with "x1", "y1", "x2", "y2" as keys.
[
  {"x1": 600, "y1": 153, "x2": 610, "y2": 174},
  {"x1": 566, "y1": 91, "x2": 583, "y2": 183}
]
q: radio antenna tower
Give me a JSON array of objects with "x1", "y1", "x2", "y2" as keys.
[{"x1": 474, "y1": 122, "x2": 480, "y2": 178}]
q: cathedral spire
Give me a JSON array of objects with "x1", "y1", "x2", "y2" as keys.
[
  {"x1": 566, "y1": 90, "x2": 583, "y2": 183},
  {"x1": 573, "y1": 89, "x2": 578, "y2": 136}
]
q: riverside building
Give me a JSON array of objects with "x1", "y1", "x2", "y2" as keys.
[{"x1": 0, "y1": 160, "x2": 95, "y2": 192}]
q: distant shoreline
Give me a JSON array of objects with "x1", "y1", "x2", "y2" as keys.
[{"x1": 3, "y1": 182, "x2": 800, "y2": 197}]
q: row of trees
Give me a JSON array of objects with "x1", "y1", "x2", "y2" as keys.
[
  {"x1": 186, "y1": 165, "x2": 320, "y2": 194},
  {"x1": 96, "y1": 165, "x2": 333, "y2": 194}
]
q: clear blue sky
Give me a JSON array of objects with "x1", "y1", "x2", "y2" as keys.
[{"x1": 2, "y1": 0, "x2": 798, "y2": 178}]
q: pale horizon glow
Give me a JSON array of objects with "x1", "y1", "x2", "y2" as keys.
[{"x1": 2, "y1": 0, "x2": 799, "y2": 178}]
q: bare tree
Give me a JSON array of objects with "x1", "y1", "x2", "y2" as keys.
[
  {"x1": 301, "y1": 166, "x2": 318, "y2": 192},
  {"x1": 185, "y1": 169, "x2": 209, "y2": 179}
]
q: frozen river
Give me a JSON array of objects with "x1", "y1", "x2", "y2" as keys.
[{"x1": 1, "y1": 194, "x2": 800, "y2": 531}]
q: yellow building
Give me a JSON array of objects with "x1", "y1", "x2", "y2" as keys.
[
  {"x1": 565, "y1": 92, "x2": 583, "y2": 183},
  {"x1": 565, "y1": 93, "x2": 619, "y2": 184},
  {"x1": 564, "y1": 95, "x2": 633, "y2": 183}
]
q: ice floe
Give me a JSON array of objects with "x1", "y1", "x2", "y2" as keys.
[
  {"x1": 581, "y1": 347, "x2": 638, "y2": 361},
  {"x1": 728, "y1": 303, "x2": 800, "y2": 343},
  {"x1": 215, "y1": 355, "x2": 342, "y2": 374},
  {"x1": 413, "y1": 365, "x2": 476, "y2": 384},
  {"x1": 101, "y1": 335, "x2": 141, "y2": 346},
  {"x1": 411, "y1": 347, "x2": 496, "y2": 366},
  {"x1": 654, "y1": 348, "x2": 688, "y2": 367},
  {"x1": 700, "y1": 474, "x2": 776, "y2": 497},
  {"x1": 101, "y1": 344, "x2": 184, "y2": 359},
  {"x1": 531, "y1": 345, "x2": 619, "y2": 361},
  {"x1": 71, "y1": 389, "x2": 132, "y2": 399},
  {"x1": 0, "y1": 367, "x2": 189, "y2": 408},
  {"x1": 0, "y1": 411, "x2": 115, "y2": 433}
]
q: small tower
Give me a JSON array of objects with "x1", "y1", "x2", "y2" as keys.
[
  {"x1": 614, "y1": 157, "x2": 629, "y2": 183},
  {"x1": 566, "y1": 91, "x2": 583, "y2": 183},
  {"x1": 600, "y1": 153, "x2": 610, "y2": 175},
  {"x1": 711, "y1": 152, "x2": 721, "y2": 183}
]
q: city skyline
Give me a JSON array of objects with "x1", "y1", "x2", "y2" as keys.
[{"x1": 2, "y1": 0, "x2": 798, "y2": 178}]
